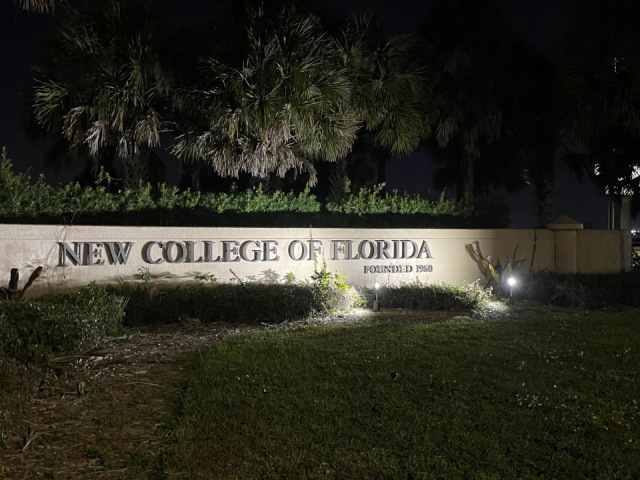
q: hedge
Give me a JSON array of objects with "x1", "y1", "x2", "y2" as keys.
[
  {"x1": 520, "y1": 272, "x2": 640, "y2": 309},
  {"x1": 0, "y1": 284, "x2": 125, "y2": 364},
  {"x1": 365, "y1": 281, "x2": 492, "y2": 312},
  {"x1": 108, "y1": 282, "x2": 357, "y2": 327},
  {"x1": 0, "y1": 148, "x2": 510, "y2": 228}
]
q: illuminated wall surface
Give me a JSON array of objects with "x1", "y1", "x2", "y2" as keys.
[{"x1": 0, "y1": 224, "x2": 632, "y2": 295}]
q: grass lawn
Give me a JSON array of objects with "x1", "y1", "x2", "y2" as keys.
[{"x1": 163, "y1": 312, "x2": 640, "y2": 479}]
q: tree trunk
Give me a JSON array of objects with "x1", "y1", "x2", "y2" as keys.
[
  {"x1": 533, "y1": 143, "x2": 556, "y2": 228},
  {"x1": 457, "y1": 155, "x2": 474, "y2": 201},
  {"x1": 329, "y1": 158, "x2": 349, "y2": 204},
  {"x1": 376, "y1": 156, "x2": 386, "y2": 185},
  {"x1": 534, "y1": 164, "x2": 555, "y2": 228},
  {"x1": 9, "y1": 269, "x2": 19, "y2": 291}
]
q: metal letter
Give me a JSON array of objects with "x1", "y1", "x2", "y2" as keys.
[
  {"x1": 59, "y1": 242, "x2": 83, "y2": 266},
  {"x1": 105, "y1": 242, "x2": 135, "y2": 265},
  {"x1": 142, "y1": 242, "x2": 164, "y2": 264},
  {"x1": 288, "y1": 240, "x2": 308, "y2": 261},
  {"x1": 377, "y1": 240, "x2": 392, "y2": 259},
  {"x1": 401, "y1": 240, "x2": 419, "y2": 259},
  {"x1": 417, "y1": 240, "x2": 433, "y2": 259},
  {"x1": 85, "y1": 242, "x2": 105, "y2": 266},
  {"x1": 203, "y1": 241, "x2": 221, "y2": 262},
  {"x1": 240, "y1": 241, "x2": 262, "y2": 262},
  {"x1": 222, "y1": 241, "x2": 240, "y2": 262},
  {"x1": 263, "y1": 240, "x2": 280, "y2": 261},
  {"x1": 308, "y1": 240, "x2": 322, "y2": 261},
  {"x1": 186, "y1": 241, "x2": 205, "y2": 263},
  {"x1": 358, "y1": 240, "x2": 377, "y2": 260},
  {"x1": 165, "y1": 241, "x2": 188, "y2": 264},
  {"x1": 346, "y1": 240, "x2": 361, "y2": 260},
  {"x1": 332, "y1": 240, "x2": 347, "y2": 260}
]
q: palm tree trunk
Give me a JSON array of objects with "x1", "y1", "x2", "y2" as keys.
[
  {"x1": 122, "y1": 154, "x2": 149, "y2": 188},
  {"x1": 377, "y1": 156, "x2": 386, "y2": 185},
  {"x1": 533, "y1": 160, "x2": 555, "y2": 228},
  {"x1": 457, "y1": 154, "x2": 474, "y2": 201},
  {"x1": 533, "y1": 139, "x2": 556, "y2": 228},
  {"x1": 329, "y1": 157, "x2": 349, "y2": 204}
]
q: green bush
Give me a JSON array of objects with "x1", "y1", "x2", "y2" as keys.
[
  {"x1": 0, "y1": 149, "x2": 321, "y2": 217},
  {"x1": 0, "y1": 284, "x2": 125, "y2": 364},
  {"x1": 367, "y1": 281, "x2": 492, "y2": 312},
  {"x1": 0, "y1": 148, "x2": 510, "y2": 227},
  {"x1": 326, "y1": 180, "x2": 459, "y2": 215},
  {"x1": 108, "y1": 281, "x2": 356, "y2": 327},
  {"x1": 199, "y1": 184, "x2": 320, "y2": 213},
  {"x1": 325, "y1": 179, "x2": 510, "y2": 227},
  {"x1": 520, "y1": 272, "x2": 640, "y2": 309}
]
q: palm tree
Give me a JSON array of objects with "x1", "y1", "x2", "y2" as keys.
[
  {"x1": 172, "y1": 4, "x2": 357, "y2": 186},
  {"x1": 326, "y1": 14, "x2": 427, "y2": 192},
  {"x1": 16, "y1": 0, "x2": 55, "y2": 13},
  {"x1": 31, "y1": 0, "x2": 168, "y2": 186},
  {"x1": 557, "y1": 0, "x2": 640, "y2": 218},
  {"x1": 528, "y1": 54, "x2": 559, "y2": 228},
  {"x1": 419, "y1": 0, "x2": 534, "y2": 200},
  {"x1": 336, "y1": 14, "x2": 426, "y2": 159}
]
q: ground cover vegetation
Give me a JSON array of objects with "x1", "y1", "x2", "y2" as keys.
[
  {"x1": 162, "y1": 311, "x2": 640, "y2": 479},
  {"x1": 0, "y1": 262, "x2": 498, "y2": 370}
]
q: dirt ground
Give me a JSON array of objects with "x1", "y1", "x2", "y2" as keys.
[{"x1": 0, "y1": 304, "x2": 553, "y2": 479}]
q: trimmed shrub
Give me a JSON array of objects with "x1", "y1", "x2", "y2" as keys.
[
  {"x1": 0, "y1": 283, "x2": 125, "y2": 364},
  {"x1": 108, "y1": 282, "x2": 356, "y2": 327},
  {"x1": 0, "y1": 148, "x2": 510, "y2": 228},
  {"x1": 326, "y1": 182, "x2": 459, "y2": 215},
  {"x1": 520, "y1": 272, "x2": 640, "y2": 309},
  {"x1": 364, "y1": 281, "x2": 492, "y2": 312}
]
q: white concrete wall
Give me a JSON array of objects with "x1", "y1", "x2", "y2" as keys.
[{"x1": 0, "y1": 225, "x2": 561, "y2": 295}]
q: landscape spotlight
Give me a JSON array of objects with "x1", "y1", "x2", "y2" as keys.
[
  {"x1": 507, "y1": 277, "x2": 516, "y2": 305},
  {"x1": 373, "y1": 281, "x2": 380, "y2": 312}
]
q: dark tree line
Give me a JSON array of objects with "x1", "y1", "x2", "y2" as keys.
[{"x1": 19, "y1": 0, "x2": 640, "y2": 225}]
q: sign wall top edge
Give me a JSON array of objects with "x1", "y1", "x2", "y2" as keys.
[{"x1": 0, "y1": 224, "x2": 552, "y2": 240}]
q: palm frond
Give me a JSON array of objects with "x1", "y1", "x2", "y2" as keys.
[{"x1": 16, "y1": 0, "x2": 55, "y2": 13}]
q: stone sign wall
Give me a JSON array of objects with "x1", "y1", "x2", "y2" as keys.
[{"x1": 0, "y1": 224, "x2": 631, "y2": 295}]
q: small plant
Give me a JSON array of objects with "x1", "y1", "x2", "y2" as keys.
[
  {"x1": 332, "y1": 272, "x2": 350, "y2": 292},
  {"x1": 283, "y1": 272, "x2": 297, "y2": 285},
  {"x1": 194, "y1": 273, "x2": 218, "y2": 285},
  {"x1": 138, "y1": 267, "x2": 151, "y2": 284},
  {"x1": 86, "y1": 446, "x2": 119, "y2": 470},
  {"x1": 311, "y1": 256, "x2": 332, "y2": 292}
]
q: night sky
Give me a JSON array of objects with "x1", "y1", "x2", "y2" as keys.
[{"x1": 1, "y1": 0, "x2": 632, "y2": 229}]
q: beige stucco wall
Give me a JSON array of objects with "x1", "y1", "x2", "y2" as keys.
[
  {"x1": 554, "y1": 230, "x2": 577, "y2": 273},
  {"x1": 0, "y1": 224, "x2": 559, "y2": 295},
  {"x1": 576, "y1": 230, "x2": 631, "y2": 273}
]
